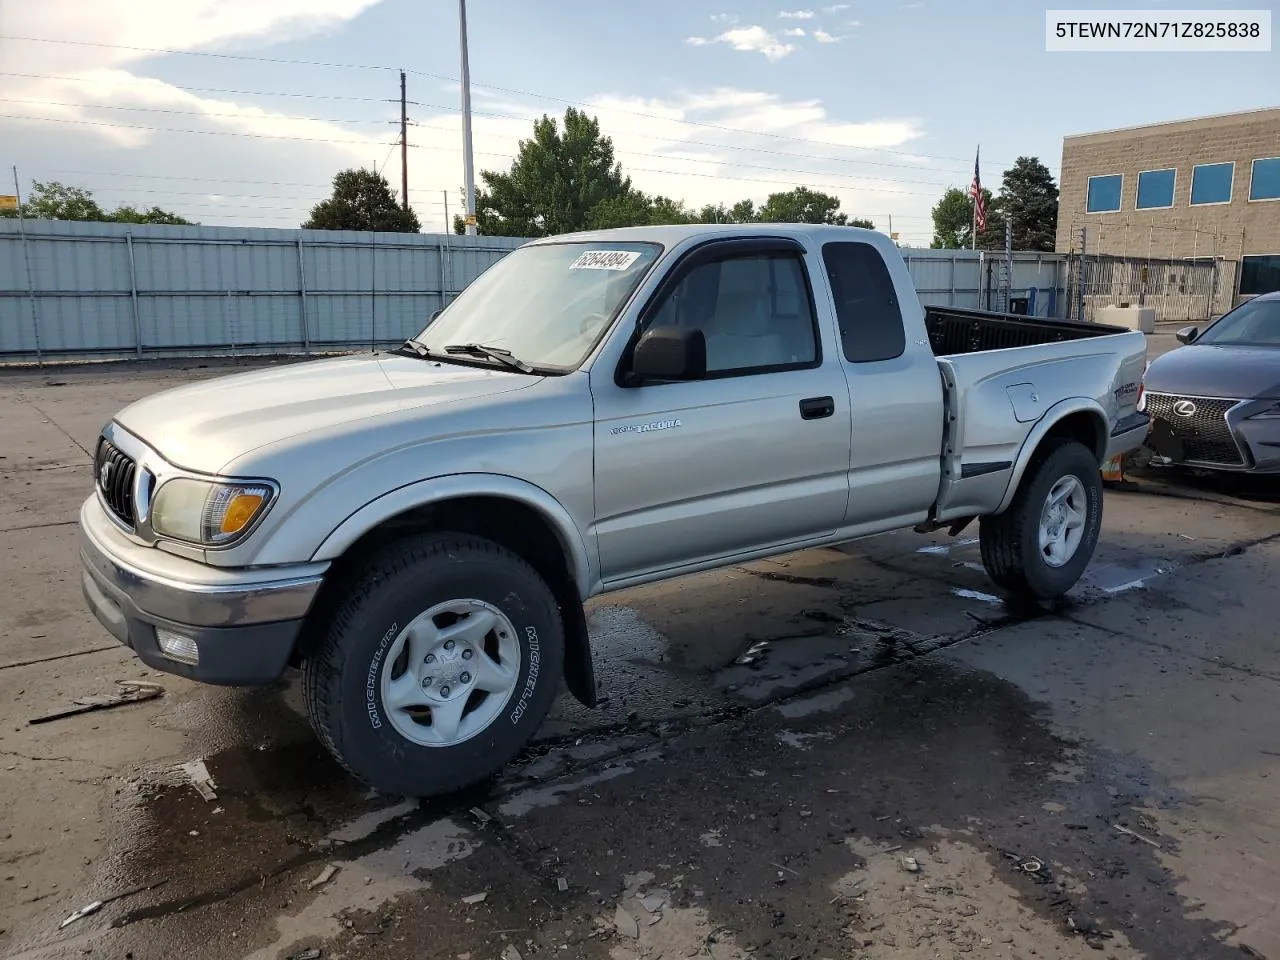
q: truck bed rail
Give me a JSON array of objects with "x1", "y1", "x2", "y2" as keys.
[{"x1": 924, "y1": 307, "x2": 1126, "y2": 357}]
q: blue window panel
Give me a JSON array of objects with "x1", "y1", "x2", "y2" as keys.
[
  {"x1": 1086, "y1": 174, "x2": 1122, "y2": 213},
  {"x1": 1240, "y1": 256, "x2": 1280, "y2": 296},
  {"x1": 1136, "y1": 168, "x2": 1176, "y2": 209},
  {"x1": 1191, "y1": 162, "x2": 1234, "y2": 205},
  {"x1": 1250, "y1": 157, "x2": 1280, "y2": 201}
]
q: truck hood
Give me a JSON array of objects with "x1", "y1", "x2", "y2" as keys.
[
  {"x1": 1143, "y1": 343, "x2": 1280, "y2": 401},
  {"x1": 115, "y1": 353, "x2": 539, "y2": 473}
]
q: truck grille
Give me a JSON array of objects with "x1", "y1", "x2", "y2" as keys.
[
  {"x1": 94, "y1": 437, "x2": 138, "y2": 526},
  {"x1": 1144, "y1": 394, "x2": 1244, "y2": 467}
]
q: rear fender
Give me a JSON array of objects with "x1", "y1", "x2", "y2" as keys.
[{"x1": 996, "y1": 399, "x2": 1107, "y2": 514}]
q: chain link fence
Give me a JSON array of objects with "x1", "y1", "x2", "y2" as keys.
[{"x1": 1065, "y1": 253, "x2": 1236, "y2": 324}]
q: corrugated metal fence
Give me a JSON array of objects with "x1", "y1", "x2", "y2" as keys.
[
  {"x1": 0, "y1": 220, "x2": 525, "y2": 361},
  {"x1": 1, "y1": 221, "x2": 1073, "y2": 362}
]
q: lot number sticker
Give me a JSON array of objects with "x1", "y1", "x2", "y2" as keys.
[{"x1": 569, "y1": 250, "x2": 641, "y2": 271}]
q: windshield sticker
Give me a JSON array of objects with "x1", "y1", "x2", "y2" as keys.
[{"x1": 570, "y1": 250, "x2": 642, "y2": 271}]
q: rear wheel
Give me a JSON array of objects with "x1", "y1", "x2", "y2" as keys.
[
  {"x1": 302, "y1": 533, "x2": 564, "y2": 797},
  {"x1": 980, "y1": 440, "x2": 1102, "y2": 600}
]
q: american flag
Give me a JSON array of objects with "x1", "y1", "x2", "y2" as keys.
[{"x1": 969, "y1": 147, "x2": 986, "y2": 232}]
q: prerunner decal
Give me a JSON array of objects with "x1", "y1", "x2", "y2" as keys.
[{"x1": 569, "y1": 250, "x2": 641, "y2": 271}]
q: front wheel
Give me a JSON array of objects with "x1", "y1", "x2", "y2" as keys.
[
  {"x1": 302, "y1": 533, "x2": 565, "y2": 798},
  {"x1": 979, "y1": 440, "x2": 1103, "y2": 600}
]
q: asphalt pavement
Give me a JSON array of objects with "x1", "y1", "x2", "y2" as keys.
[{"x1": 1, "y1": 345, "x2": 1278, "y2": 960}]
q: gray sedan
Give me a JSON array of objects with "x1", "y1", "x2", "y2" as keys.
[{"x1": 1140, "y1": 291, "x2": 1280, "y2": 474}]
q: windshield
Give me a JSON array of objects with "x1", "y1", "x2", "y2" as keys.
[
  {"x1": 413, "y1": 241, "x2": 662, "y2": 369},
  {"x1": 1197, "y1": 298, "x2": 1280, "y2": 348}
]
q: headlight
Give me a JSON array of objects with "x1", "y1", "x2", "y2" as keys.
[
  {"x1": 150, "y1": 478, "x2": 275, "y2": 546},
  {"x1": 1246, "y1": 400, "x2": 1280, "y2": 421}
]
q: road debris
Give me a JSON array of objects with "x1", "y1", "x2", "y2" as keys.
[
  {"x1": 58, "y1": 879, "x2": 168, "y2": 928},
  {"x1": 287, "y1": 950, "x2": 323, "y2": 960},
  {"x1": 30, "y1": 680, "x2": 163, "y2": 725},
  {"x1": 176, "y1": 758, "x2": 217, "y2": 801},
  {"x1": 1113, "y1": 823, "x2": 1162, "y2": 848},
  {"x1": 556, "y1": 877, "x2": 569, "y2": 893},
  {"x1": 614, "y1": 905, "x2": 640, "y2": 939},
  {"x1": 901, "y1": 856, "x2": 922, "y2": 874},
  {"x1": 639, "y1": 890, "x2": 669, "y2": 913},
  {"x1": 500, "y1": 946, "x2": 523, "y2": 960},
  {"x1": 461, "y1": 892, "x2": 488, "y2": 904},
  {"x1": 468, "y1": 806, "x2": 492, "y2": 825},
  {"x1": 308, "y1": 865, "x2": 339, "y2": 890}
]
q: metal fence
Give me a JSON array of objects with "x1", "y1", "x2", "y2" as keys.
[
  {"x1": 1, "y1": 222, "x2": 1081, "y2": 363},
  {"x1": 1065, "y1": 253, "x2": 1237, "y2": 325},
  {"x1": 0, "y1": 220, "x2": 525, "y2": 361}
]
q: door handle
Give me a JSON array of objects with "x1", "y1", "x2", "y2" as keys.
[{"x1": 799, "y1": 396, "x2": 835, "y2": 420}]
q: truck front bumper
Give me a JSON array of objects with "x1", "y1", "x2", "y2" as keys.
[{"x1": 79, "y1": 498, "x2": 327, "y2": 686}]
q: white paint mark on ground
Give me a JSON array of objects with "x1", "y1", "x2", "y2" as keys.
[
  {"x1": 774, "y1": 686, "x2": 854, "y2": 718},
  {"x1": 498, "y1": 763, "x2": 642, "y2": 818},
  {"x1": 325, "y1": 798, "x2": 418, "y2": 844},
  {"x1": 243, "y1": 817, "x2": 476, "y2": 960},
  {"x1": 776, "y1": 729, "x2": 836, "y2": 751},
  {"x1": 917, "y1": 537, "x2": 979, "y2": 555},
  {"x1": 953, "y1": 588, "x2": 1003, "y2": 604}
]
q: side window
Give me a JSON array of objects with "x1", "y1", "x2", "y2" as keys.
[
  {"x1": 822, "y1": 242, "x2": 906, "y2": 363},
  {"x1": 645, "y1": 252, "x2": 818, "y2": 376}
]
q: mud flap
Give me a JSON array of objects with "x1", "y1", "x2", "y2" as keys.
[{"x1": 562, "y1": 598, "x2": 597, "y2": 708}]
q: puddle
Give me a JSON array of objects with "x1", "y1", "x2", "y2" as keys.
[{"x1": 1079, "y1": 556, "x2": 1179, "y2": 597}]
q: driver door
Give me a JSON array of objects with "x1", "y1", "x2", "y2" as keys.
[{"x1": 590, "y1": 238, "x2": 852, "y2": 583}]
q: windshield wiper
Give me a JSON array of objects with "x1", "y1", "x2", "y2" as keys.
[{"x1": 443, "y1": 343, "x2": 534, "y2": 374}]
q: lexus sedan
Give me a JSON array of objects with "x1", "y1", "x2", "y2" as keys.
[{"x1": 1140, "y1": 291, "x2": 1280, "y2": 474}]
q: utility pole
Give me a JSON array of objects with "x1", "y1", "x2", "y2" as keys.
[
  {"x1": 459, "y1": 0, "x2": 477, "y2": 235},
  {"x1": 399, "y1": 70, "x2": 408, "y2": 212}
]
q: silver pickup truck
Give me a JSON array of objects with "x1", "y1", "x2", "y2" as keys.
[{"x1": 79, "y1": 225, "x2": 1148, "y2": 797}]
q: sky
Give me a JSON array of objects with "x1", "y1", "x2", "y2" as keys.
[{"x1": 0, "y1": 0, "x2": 1275, "y2": 246}]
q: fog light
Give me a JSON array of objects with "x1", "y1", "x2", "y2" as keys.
[{"x1": 155, "y1": 628, "x2": 199, "y2": 665}]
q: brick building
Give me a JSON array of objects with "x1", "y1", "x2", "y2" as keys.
[{"x1": 1056, "y1": 107, "x2": 1280, "y2": 299}]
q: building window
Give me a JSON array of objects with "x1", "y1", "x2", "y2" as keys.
[
  {"x1": 1135, "y1": 168, "x2": 1176, "y2": 209},
  {"x1": 1240, "y1": 255, "x2": 1280, "y2": 296},
  {"x1": 1190, "y1": 162, "x2": 1234, "y2": 205},
  {"x1": 1250, "y1": 157, "x2": 1280, "y2": 202},
  {"x1": 1086, "y1": 174, "x2": 1122, "y2": 213}
]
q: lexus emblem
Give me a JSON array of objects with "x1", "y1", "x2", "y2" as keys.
[{"x1": 1172, "y1": 400, "x2": 1197, "y2": 417}]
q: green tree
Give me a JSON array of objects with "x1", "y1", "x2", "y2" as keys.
[
  {"x1": 930, "y1": 186, "x2": 995, "y2": 249},
  {"x1": 848, "y1": 217, "x2": 876, "y2": 230},
  {"x1": 303, "y1": 168, "x2": 419, "y2": 233},
  {"x1": 728, "y1": 199, "x2": 758, "y2": 224},
  {"x1": 758, "y1": 186, "x2": 850, "y2": 225},
  {"x1": 109, "y1": 205, "x2": 194, "y2": 225},
  {"x1": 0, "y1": 181, "x2": 194, "y2": 224},
  {"x1": 464, "y1": 107, "x2": 632, "y2": 236},
  {"x1": 992, "y1": 156, "x2": 1058, "y2": 252}
]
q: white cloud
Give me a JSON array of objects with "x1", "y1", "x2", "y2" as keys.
[
  {"x1": 778, "y1": 9, "x2": 815, "y2": 19},
  {"x1": 781, "y1": 27, "x2": 807, "y2": 36},
  {"x1": 686, "y1": 25, "x2": 797, "y2": 60},
  {"x1": 823, "y1": 3, "x2": 851, "y2": 11},
  {"x1": 813, "y1": 28, "x2": 841, "y2": 42},
  {"x1": 709, "y1": 12, "x2": 738, "y2": 22},
  {"x1": 847, "y1": 19, "x2": 864, "y2": 27}
]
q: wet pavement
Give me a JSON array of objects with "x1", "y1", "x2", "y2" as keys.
[{"x1": 1, "y1": 357, "x2": 1279, "y2": 960}]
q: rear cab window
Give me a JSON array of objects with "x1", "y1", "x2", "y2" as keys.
[{"x1": 821, "y1": 242, "x2": 906, "y2": 363}]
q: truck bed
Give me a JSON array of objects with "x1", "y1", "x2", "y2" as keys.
[{"x1": 924, "y1": 306, "x2": 1126, "y2": 357}]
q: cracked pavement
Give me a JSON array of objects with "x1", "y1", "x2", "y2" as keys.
[{"x1": 1, "y1": 356, "x2": 1279, "y2": 960}]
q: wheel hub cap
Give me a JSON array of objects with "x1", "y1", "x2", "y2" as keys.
[
  {"x1": 378, "y1": 599, "x2": 522, "y2": 748},
  {"x1": 1038, "y1": 475, "x2": 1088, "y2": 569}
]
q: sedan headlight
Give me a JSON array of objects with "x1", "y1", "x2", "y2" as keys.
[
  {"x1": 1246, "y1": 400, "x2": 1280, "y2": 421},
  {"x1": 150, "y1": 478, "x2": 275, "y2": 546}
]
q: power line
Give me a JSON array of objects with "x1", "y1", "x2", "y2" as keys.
[
  {"x1": 0, "y1": 97, "x2": 393, "y2": 125},
  {"x1": 0, "y1": 113, "x2": 393, "y2": 146},
  {"x1": 3, "y1": 70, "x2": 982, "y2": 177},
  {"x1": 0, "y1": 72, "x2": 397, "y2": 103},
  {"x1": 0, "y1": 35, "x2": 1048, "y2": 171}
]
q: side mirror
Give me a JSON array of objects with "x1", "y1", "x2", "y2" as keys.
[
  {"x1": 1175, "y1": 325, "x2": 1199, "y2": 345},
  {"x1": 631, "y1": 327, "x2": 706, "y2": 381}
]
